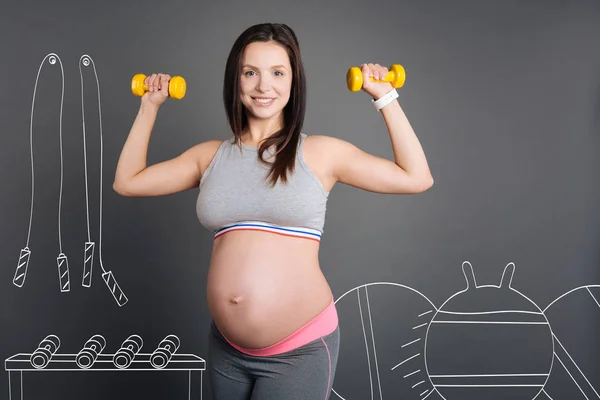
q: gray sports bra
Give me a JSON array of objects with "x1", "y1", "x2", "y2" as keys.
[{"x1": 196, "y1": 133, "x2": 329, "y2": 242}]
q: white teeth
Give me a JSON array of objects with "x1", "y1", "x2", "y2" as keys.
[{"x1": 255, "y1": 98, "x2": 274, "y2": 104}]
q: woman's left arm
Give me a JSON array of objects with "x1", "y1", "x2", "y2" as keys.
[{"x1": 328, "y1": 63, "x2": 434, "y2": 194}]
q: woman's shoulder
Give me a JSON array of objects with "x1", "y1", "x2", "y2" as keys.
[
  {"x1": 192, "y1": 138, "x2": 226, "y2": 156},
  {"x1": 301, "y1": 133, "x2": 355, "y2": 154},
  {"x1": 299, "y1": 133, "x2": 351, "y2": 171},
  {"x1": 191, "y1": 139, "x2": 228, "y2": 176}
]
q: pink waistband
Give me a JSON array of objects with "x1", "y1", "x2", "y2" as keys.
[{"x1": 219, "y1": 297, "x2": 338, "y2": 357}]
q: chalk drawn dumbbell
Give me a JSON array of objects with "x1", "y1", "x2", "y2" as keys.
[
  {"x1": 30, "y1": 335, "x2": 61, "y2": 369},
  {"x1": 76, "y1": 334, "x2": 106, "y2": 369},
  {"x1": 150, "y1": 335, "x2": 181, "y2": 369},
  {"x1": 112, "y1": 335, "x2": 143, "y2": 369}
]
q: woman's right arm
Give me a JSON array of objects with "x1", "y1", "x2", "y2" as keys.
[{"x1": 113, "y1": 73, "x2": 219, "y2": 197}]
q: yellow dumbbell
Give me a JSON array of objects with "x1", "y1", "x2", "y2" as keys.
[
  {"x1": 131, "y1": 74, "x2": 187, "y2": 100},
  {"x1": 346, "y1": 64, "x2": 406, "y2": 92}
]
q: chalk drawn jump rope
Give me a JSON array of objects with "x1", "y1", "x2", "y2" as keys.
[
  {"x1": 13, "y1": 53, "x2": 128, "y2": 307},
  {"x1": 78, "y1": 54, "x2": 128, "y2": 306},
  {"x1": 13, "y1": 53, "x2": 69, "y2": 291}
]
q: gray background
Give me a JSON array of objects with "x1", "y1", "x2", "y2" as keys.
[{"x1": 1, "y1": 0, "x2": 599, "y2": 399}]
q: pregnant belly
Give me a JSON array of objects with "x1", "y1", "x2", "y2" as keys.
[{"x1": 206, "y1": 231, "x2": 333, "y2": 349}]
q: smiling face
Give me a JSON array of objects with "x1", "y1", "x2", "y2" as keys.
[
  {"x1": 239, "y1": 40, "x2": 293, "y2": 125},
  {"x1": 222, "y1": 23, "x2": 308, "y2": 185}
]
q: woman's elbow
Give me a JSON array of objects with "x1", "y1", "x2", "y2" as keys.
[
  {"x1": 113, "y1": 179, "x2": 134, "y2": 196},
  {"x1": 422, "y1": 174, "x2": 434, "y2": 191},
  {"x1": 410, "y1": 174, "x2": 434, "y2": 193}
]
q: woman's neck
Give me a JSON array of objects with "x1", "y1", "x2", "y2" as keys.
[{"x1": 242, "y1": 114, "x2": 284, "y2": 146}]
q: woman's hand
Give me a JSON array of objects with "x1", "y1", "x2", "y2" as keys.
[
  {"x1": 359, "y1": 63, "x2": 394, "y2": 99},
  {"x1": 141, "y1": 73, "x2": 172, "y2": 108}
]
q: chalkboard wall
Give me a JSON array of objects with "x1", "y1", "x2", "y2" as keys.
[{"x1": 2, "y1": 0, "x2": 599, "y2": 399}]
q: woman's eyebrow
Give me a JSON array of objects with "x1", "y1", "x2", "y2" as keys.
[{"x1": 243, "y1": 64, "x2": 289, "y2": 70}]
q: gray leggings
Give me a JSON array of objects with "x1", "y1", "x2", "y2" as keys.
[{"x1": 207, "y1": 321, "x2": 340, "y2": 400}]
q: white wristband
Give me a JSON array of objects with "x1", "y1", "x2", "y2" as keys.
[{"x1": 371, "y1": 88, "x2": 399, "y2": 111}]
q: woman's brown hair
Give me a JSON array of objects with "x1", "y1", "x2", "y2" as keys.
[{"x1": 223, "y1": 23, "x2": 307, "y2": 186}]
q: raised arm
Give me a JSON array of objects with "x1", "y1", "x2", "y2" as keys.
[
  {"x1": 330, "y1": 63, "x2": 434, "y2": 194},
  {"x1": 113, "y1": 73, "x2": 220, "y2": 197}
]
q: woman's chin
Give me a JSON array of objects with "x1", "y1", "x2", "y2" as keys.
[{"x1": 247, "y1": 107, "x2": 282, "y2": 121}]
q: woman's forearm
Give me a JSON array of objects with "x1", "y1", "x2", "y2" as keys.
[
  {"x1": 114, "y1": 103, "x2": 160, "y2": 187},
  {"x1": 381, "y1": 99, "x2": 433, "y2": 183}
]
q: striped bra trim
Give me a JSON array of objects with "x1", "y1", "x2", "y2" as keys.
[{"x1": 214, "y1": 221, "x2": 322, "y2": 242}]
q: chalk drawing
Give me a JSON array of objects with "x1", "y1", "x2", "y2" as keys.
[
  {"x1": 13, "y1": 53, "x2": 71, "y2": 292},
  {"x1": 79, "y1": 54, "x2": 128, "y2": 307},
  {"x1": 424, "y1": 262, "x2": 554, "y2": 400},
  {"x1": 8, "y1": 54, "x2": 597, "y2": 400},
  {"x1": 5, "y1": 333, "x2": 205, "y2": 400},
  {"x1": 332, "y1": 282, "x2": 436, "y2": 399},
  {"x1": 542, "y1": 285, "x2": 600, "y2": 400},
  {"x1": 331, "y1": 261, "x2": 598, "y2": 400},
  {"x1": 12, "y1": 53, "x2": 128, "y2": 306}
]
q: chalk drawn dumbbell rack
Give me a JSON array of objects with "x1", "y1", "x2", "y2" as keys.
[{"x1": 5, "y1": 334, "x2": 205, "y2": 400}]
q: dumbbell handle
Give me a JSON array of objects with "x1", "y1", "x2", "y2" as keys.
[{"x1": 131, "y1": 74, "x2": 187, "y2": 100}]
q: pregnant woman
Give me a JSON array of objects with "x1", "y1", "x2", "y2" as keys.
[{"x1": 113, "y1": 22, "x2": 433, "y2": 400}]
